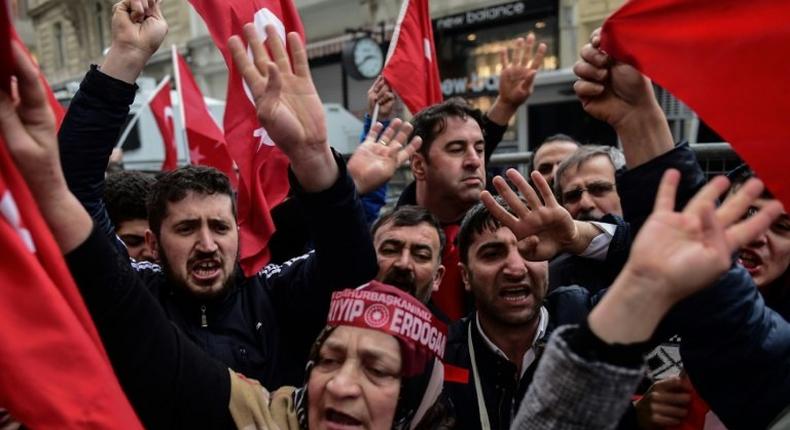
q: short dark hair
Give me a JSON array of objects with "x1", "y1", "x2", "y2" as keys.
[
  {"x1": 147, "y1": 165, "x2": 236, "y2": 236},
  {"x1": 371, "y1": 205, "x2": 446, "y2": 257},
  {"x1": 409, "y1": 97, "x2": 485, "y2": 160},
  {"x1": 527, "y1": 134, "x2": 580, "y2": 175},
  {"x1": 105, "y1": 170, "x2": 156, "y2": 226},
  {"x1": 457, "y1": 196, "x2": 514, "y2": 264},
  {"x1": 727, "y1": 164, "x2": 774, "y2": 199}
]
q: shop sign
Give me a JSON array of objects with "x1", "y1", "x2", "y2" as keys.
[
  {"x1": 442, "y1": 73, "x2": 500, "y2": 97},
  {"x1": 435, "y1": 1, "x2": 528, "y2": 31}
]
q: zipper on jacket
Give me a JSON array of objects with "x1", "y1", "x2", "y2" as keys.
[{"x1": 200, "y1": 305, "x2": 208, "y2": 328}]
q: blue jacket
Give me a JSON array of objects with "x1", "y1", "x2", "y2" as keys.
[{"x1": 58, "y1": 66, "x2": 378, "y2": 389}]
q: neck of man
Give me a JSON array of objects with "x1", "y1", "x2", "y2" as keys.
[
  {"x1": 415, "y1": 181, "x2": 469, "y2": 224},
  {"x1": 477, "y1": 311, "x2": 540, "y2": 375}
]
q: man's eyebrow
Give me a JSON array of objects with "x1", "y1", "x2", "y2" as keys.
[
  {"x1": 475, "y1": 241, "x2": 506, "y2": 254},
  {"x1": 379, "y1": 238, "x2": 405, "y2": 247}
]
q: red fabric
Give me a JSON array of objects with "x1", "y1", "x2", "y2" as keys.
[
  {"x1": 432, "y1": 224, "x2": 466, "y2": 321},
  {"x1": 148, "y1": 79, "x2": 178, "y2": 171},
  {"x1": 444, "y1": 363, "x2": 470, "y2": 384},
  {"x1": 0, "y1": 140, "x2": 141, "y2": 427},
  {"x1": 174, "y1": 52, "x2": 237, "y2": 186},
  {"x1": 669, "y1": 381, "x2": 709, "y2": 430},
  {"x1": 601, "y1": 0, "x2": 790, "y2": 211},
  {"x1": 382, "y1": 0, "x2": 443, "y2": 114},
  {"x1": 187, "y1": 0, "x2": 301, "y2": 276}
]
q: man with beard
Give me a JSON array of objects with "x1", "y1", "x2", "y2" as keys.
[
  {"x1": 58, "y1": 1, "x2": 377, "y2": 389},
  {"x1": 554, "y1": 145, "x2": 625, "y2": 221},
  {"x1": 371, "y1": 206, "x2": 446, "y2": 314}
]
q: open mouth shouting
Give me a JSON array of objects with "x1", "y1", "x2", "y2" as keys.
[
  {"x1": 738, "y1": 249, "x2": 763, "y2": 275},
  {"x1": 324, "y1": 408, "x2": 364, "y2": 430},
  {"x1": 189, "y1": 256, "x2": 223, "y2": 285},
  {"x1": 499, "y1": 284, "x2": 533, "y2": 305}
]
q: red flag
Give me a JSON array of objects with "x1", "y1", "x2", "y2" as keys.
[
  {"x1": 382, "y1": 0, "x2": 443, "y2": 114},
  {"x1": 148, "y1": 77, "x2": 178, "y2": 171},
  {"x1": 186, "y1": 0, "x2": 301, "y2": 275},
  {"x1": 601, "y1": 0, "x2": 790, "y2": 210},
  {"x1": 0, "y1": 143, "x2": 141, "y2": 427},
  {"x1": 172, "y1": 48, "x2": 237, "y2": 186}
]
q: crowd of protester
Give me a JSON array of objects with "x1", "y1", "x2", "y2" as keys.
[{"x1": 0, "y1": 0, "x2": 789, "y2": 428}]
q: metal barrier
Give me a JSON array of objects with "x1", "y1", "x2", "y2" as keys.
[
  {"x1": 384, "y1": 142, "x2": 742, "y2": 206},
  {"x1": 488, "y1": 142, "x2": 741, "y2": 179}
]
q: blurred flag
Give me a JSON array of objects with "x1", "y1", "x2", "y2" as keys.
[
  {"x1": 172, "y1": 47, "x2": 237, "y2": 186},
  {"x1": 147, "y1": 76, "x2": 178, "y2": 171},
  {"x1": 0, "y1": 137, "x2": 141, "y2": 429},
  {"x1": 602, "y1": 0, "x2": 790, "y2": 210},
  {"x1": 186, "y1": 0, "x2": 303, "y2": 275},
  {"x1": 382, "y1": 0, "x2": 443, "y2": 114}
]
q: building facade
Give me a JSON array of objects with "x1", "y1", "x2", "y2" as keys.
[{"x1": 20, "y1": 0, "x2": 713, "y2": 152}]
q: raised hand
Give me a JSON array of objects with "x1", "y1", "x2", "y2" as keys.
[
  {"x1": 102, "y1": 0, "x2": 168, "y2": 83},
  {"x1": 572, "y1": 28, "x2": 655, "y2": 129},
  {"x1": 0, "y1": 42, "x2": 59, "y2": 193},
  {"x1": 487, "y1": 34, "x2": 547, "y2": 125},
  {"x1": 0, "y1": 41, "x2": 92, "y2": 252},
  {"x1": 481, "y1": 169, "x2": 588, "y2": 260},
  {"x1": 229, "y1": 23, "x2": 335, "y2": 191},
  {"x1": 573, "y1": 28, "x2": 673, "y2": 168},
  {"x1": 626, "y1": 169, "x2": 783, "y2": 303},
  {"x1": 367, "y1": 76, "x2": 396, "y2": 121},
  {"x1": 347, "y1": 119, "x2": 422, "y2": 195}
]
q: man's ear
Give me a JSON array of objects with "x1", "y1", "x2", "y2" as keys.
[
  {"x1": 432, "y1": 264, "x2": 446, "y2": 292},
  {"x1": 144, "y1": 229, "x2": 159, "y2": 261},
  {"x1": 411, "y1": 152, "x2": 427, "y2": 180},
  {"x1": 459, "y1": 262, "x2": 472, "y2": 293}
]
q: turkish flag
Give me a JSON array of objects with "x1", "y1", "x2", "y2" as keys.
[
  {"x1": 186, "y1": 0, "x2": 302, "y2": 275},
  {"x1": 382, "y1": 0, "x2": 443, "y2": 114},
  {"x1": 601, "y1": 0, "x2": 790, "y2": 210},
  {"x1": 148, "y1": 77, "x2": 178, "y2": 171},
  {"x1": 173, "y1": 50, "x2": 237, "y2": 187},
  {"x1": 0, "y1": 144, "x2": 141, "y2": 427}
]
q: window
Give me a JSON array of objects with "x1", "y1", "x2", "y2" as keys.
[
  {"x1": 54, "y1": 22, "x2": 66, "y2": 68},
  {"x1": 95, "y1": 2, "x2": 107, "y2": 54}
]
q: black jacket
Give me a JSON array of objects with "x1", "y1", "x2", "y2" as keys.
[
  {"x1": 442, "y1": 315, "x2": 547, "y2": 430},
  {"x1": 59, "y1": 66, "x2": 378, "y2": 389}
]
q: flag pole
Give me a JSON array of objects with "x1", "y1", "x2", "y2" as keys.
[
  {"x1": 171, "y1": 44, "x2": 191, "y2": 165},
  {"x1": 115, "y1": 75, "x2": 171, "y2": 148}
]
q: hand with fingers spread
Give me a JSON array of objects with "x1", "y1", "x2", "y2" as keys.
[
  {"x1": 481, "y1": 169, "x2": 600, "y2": 260},
  {"x1": 367, "y1": 76, "x2": 396, "y2": 121},
  {"x1": 627, "y1": 170, "x2": 783, "y2": 302},
  {"x1": 635, "y1": 376, "x2": 692, "y2": 429},
  {"x1": 347, "y1": 119, "x2": 422, "y2": 195},
  {"x1": 488, "y1": 34, "x2": 547, "y2": 126},
  {"x1": 0, "y1": 42, "x2": 92, "y2": 252},
  {"x1": 229, "y1": 24, "x2": 335, "y2": 192},
  {"x1": 102, "y1": 0, "x2": 168, "y2": 84}
]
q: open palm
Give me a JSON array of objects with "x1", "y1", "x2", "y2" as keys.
[
  {"x1": 230, "y1": 24, "x2": 326, "y2": 159},
  {"x1": 347, "y1": 119, "x2": 422, "y2": 195}
]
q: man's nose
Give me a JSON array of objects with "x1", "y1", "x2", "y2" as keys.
[
  {"x1": 463, "y1": 147, "x2": 482, "y2": 169},
  {"x1": 195, "y1": 226, "x2": 218, "y2": 252}
]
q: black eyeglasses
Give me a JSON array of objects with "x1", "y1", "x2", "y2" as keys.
[{"x1": 562, "y1": 182, "x2": 616, "y2": 204}]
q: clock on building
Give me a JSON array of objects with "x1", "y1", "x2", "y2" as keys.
[{"x1": 342, "y1": 37, "x2": 384, "y2": 80}]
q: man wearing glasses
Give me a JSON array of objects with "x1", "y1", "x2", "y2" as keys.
[{"x1": 554, "y1": 145, "x2": 626, "y2": 221}]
